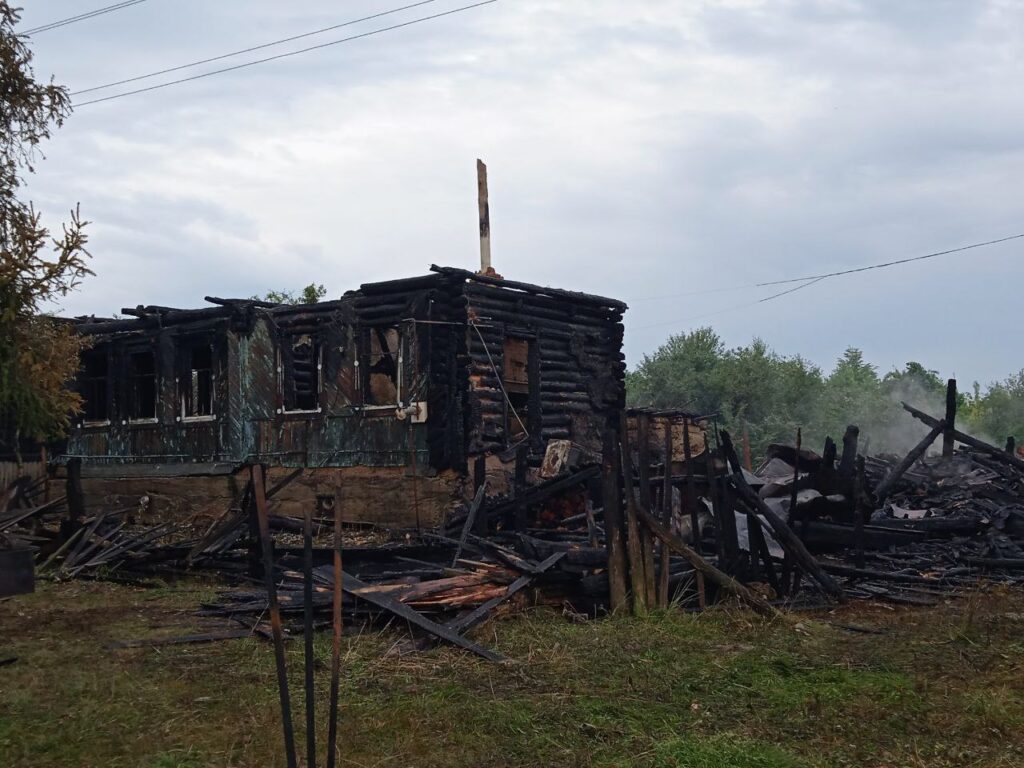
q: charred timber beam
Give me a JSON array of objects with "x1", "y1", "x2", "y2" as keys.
[
  {"x1": 901, "y1": 401, "x2": 1024, "y2": 473},
  {"x1": 720, "y1": 430, "x2": 845, "y2": 602},
  {"x1": 431, "y1": 265, "x2": 627, "y2": 311},
  {"x1": 872, "y1": 420, "x2": 945, "y2": 503},
  {"x1": 633, "y1": 503, "x2": 781, "y2": 618},
  {"x1": 943, "y1": 379, "x2": 957, "y2": 458}
]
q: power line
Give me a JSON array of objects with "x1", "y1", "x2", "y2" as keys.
[
  {"x1": 633, "y1": 277, "x2": 826, "y2": 331},
  {"x1": 631, "y1": 232, "x2": 1024, "y2": 301},
  {"x1": 74, "y1": 0, "x2": 499, "y2": 107},
  {"x1": 73, "y1": 0, "x2": 442, "y2": 96},
  {"x1": 755, "y1": 232, "x2": 1024, "y2": 287},
  {"x1": 22, "y1": 1, "x2": 149, "y2": 35},
  {"x1": 630, "y1": 231, "x2": 1022, "y2": 332}
]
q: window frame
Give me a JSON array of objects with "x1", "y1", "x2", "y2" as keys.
[
  {"x1": 278, "y1": 333, "x2": 324, "y2": 415},
  {"x1": 125, "y1": 348, "x2": 159, "y2": 425},
  {"x1": 178, "y1": 339, "x2": 217, "y2": 423}
]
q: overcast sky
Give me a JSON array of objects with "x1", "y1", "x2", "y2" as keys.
[{"x1": 17, "y1": 0, "x2": 1024, "y2": 386}]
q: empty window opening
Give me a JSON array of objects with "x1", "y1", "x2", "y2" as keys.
[
  {"x1": 503, "y1": 337, "x2": 531, "y2": 442},
  {"x1": 366, "y1": 327, "x2": 401, "y2": 406},
  {"x1": 81, "y1": 350, "x2": 109, "y2": 422},
  {"x1": 181, "y1": 343, "x2": 214, "y2": 418},
  {"x1": 282, "y1": 334, "x2": 321, "y2": 412},
  {"x1": 128, "y1": 351, "x2": 157, "y2": 421}
]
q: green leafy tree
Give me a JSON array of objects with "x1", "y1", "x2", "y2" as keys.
[
  {"x1": 254, "y1": 283, "x2": 328, "y2": 305},
  {"x1": 1, "y1": 3, "x2": 92, "y2": 449}
]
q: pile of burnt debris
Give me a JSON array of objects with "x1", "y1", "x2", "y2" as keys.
[{"x1": 4, "y1": 394, "x2": 1024, "y2": 659}]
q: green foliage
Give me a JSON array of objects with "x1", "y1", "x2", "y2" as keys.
[
  {"x1": 0, "y1": 3, "x2": 92, "y2": 445},
  {"x1": 628, "y1": 328, "x2": 1024, "y2": 460},
  {"x1": 254, "y1": 282, "x2": 328, "y2": 305}
]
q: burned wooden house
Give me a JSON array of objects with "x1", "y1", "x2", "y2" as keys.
[{"x1": 61, "y1": 265, "x2": 626, "y2": 527}]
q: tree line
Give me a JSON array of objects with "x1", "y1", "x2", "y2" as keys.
[{"x1": 627, "y1": 327, "x2": 1024, "y2": 461}]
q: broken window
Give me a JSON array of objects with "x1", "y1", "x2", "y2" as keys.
[
  {"x1": 281, "y1": 334, "x2": 321, "y2": 412},
  {"x1": 365, "y1": 327, "x2": 401, "y2": 406},
  {"x1": 128, "y1": 351, "x2": 157, "y2": 421},
  {"x1": 81, "y1": 349, "x2": 109, "y2": 423},
  {"x1": 503, "y1": 337, "x2": 531, "y2": 442},
  {"x1": 180, "y1": 342, "x2": 214, "y2": 418}
]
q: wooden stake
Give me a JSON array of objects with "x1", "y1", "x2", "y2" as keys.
[
  {"x1": 251, "y1": 464, "x2": 298, "y2": 768},
  {"x1": 326, "y1": 492, "x2": 343, "y2": 768}
]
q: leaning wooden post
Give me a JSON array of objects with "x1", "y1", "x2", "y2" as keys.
[
  {"x1": 601, "y1": 423, "x2": 629, "y2": 611},
  {"x1": 873, "y1": 420, "x2": 946, "y2": 504},
  {"x1": 721, "y1": 431, "x2": 845, "y2": 602},
  {"x1": 251, "y1": 464, "x2": 298, "y2": 768},
  {"x1": 902, "y1": 401, "x2": 1024, "y2": 473},
  {"x1": 943, "y1": 379, "x2": 958, "y2": 458},
  {"x1": 633, "y1": 503, "x2": 782, "y2": 619},
  {"x1": 1007, "y1": 436, "x2": 1017, "y2": 455},
  {"x1": 619, "y1": 411, "x2": 650, "y2": 614}
]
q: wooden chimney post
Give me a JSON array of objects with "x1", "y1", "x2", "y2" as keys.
[{"x1": 477, "y1": 158, "x2": 491, "y2": 274}]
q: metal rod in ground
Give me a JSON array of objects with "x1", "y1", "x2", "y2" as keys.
[
  {"x1": 251, "y1": 464, "x2": 298, "y2": 768},
  {"x1": 303, "y1": 501, "x2": 317, "y2": 768},
  {"x1": 326, "y1": 492, "x2": 342, "y2": 768}
]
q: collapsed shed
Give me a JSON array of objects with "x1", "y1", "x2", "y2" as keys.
[{"x1": 57, "y1": 265, "x2": 627, "y2": 527}]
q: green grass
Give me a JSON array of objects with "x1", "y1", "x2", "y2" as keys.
[{"x1": 2, "y1": 581, "x2": 1024, "y2": 767}]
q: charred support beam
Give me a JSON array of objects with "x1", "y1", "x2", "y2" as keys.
[
  {"x1": 872, "y1": 420, "x2": 946, "y2": 504},
  {"x1": 902, "y1": 402, "x2": 1024, "y2": 473},
  {"x1": 633, "y1": 504, "x2": 781, "y2": 619},
  {"x1": 943, "y1": 379, "x2": 958, "y2": 458},
  {"x1": 619, "y1": 411, "x2": 650, "y2": 613},
  {"x1": 721, "y1": 431, "x2": 845, "y2": 602},
  {"x1": 601, "y1": 424, "x2": 629, "y2": 611}
]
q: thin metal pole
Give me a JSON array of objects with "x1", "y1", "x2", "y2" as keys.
[
  {"x1": 303, "y1": 501, "x2": 317, "y2": 768},
  {"x1": 251, "y1": 464, "x2": 298, "y2": 768},
  {"x1": 326, "y1": 492, "x2": 343, "y2": 768}
]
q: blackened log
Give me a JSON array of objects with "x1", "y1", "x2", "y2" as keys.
[
  {"x1": 872, "y1": 420, "x2": 945, "y2": 504},
  {"x1": 902, "y1": 401, "x2": 1024, "y2": 473},
  {"x1": 838, "y1": 425, "x2": 859, "y2": 480}
]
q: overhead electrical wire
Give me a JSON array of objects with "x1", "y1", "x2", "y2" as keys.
[
  {"x1": 74, "y1": 0, "x2": 499, "y2": 107},
  {"x1": 630, "y1": 232, "x2": 1024, "y2": 302},
  {"x1": 630, "y1": 232, "x2": 1022, "y2": 331},
  {"x1": 73, "y1": 0, "x2": 443, "y2": 96},
  {"x1": 21, "y1": 0, "x2": 150, "y2": 35}
]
